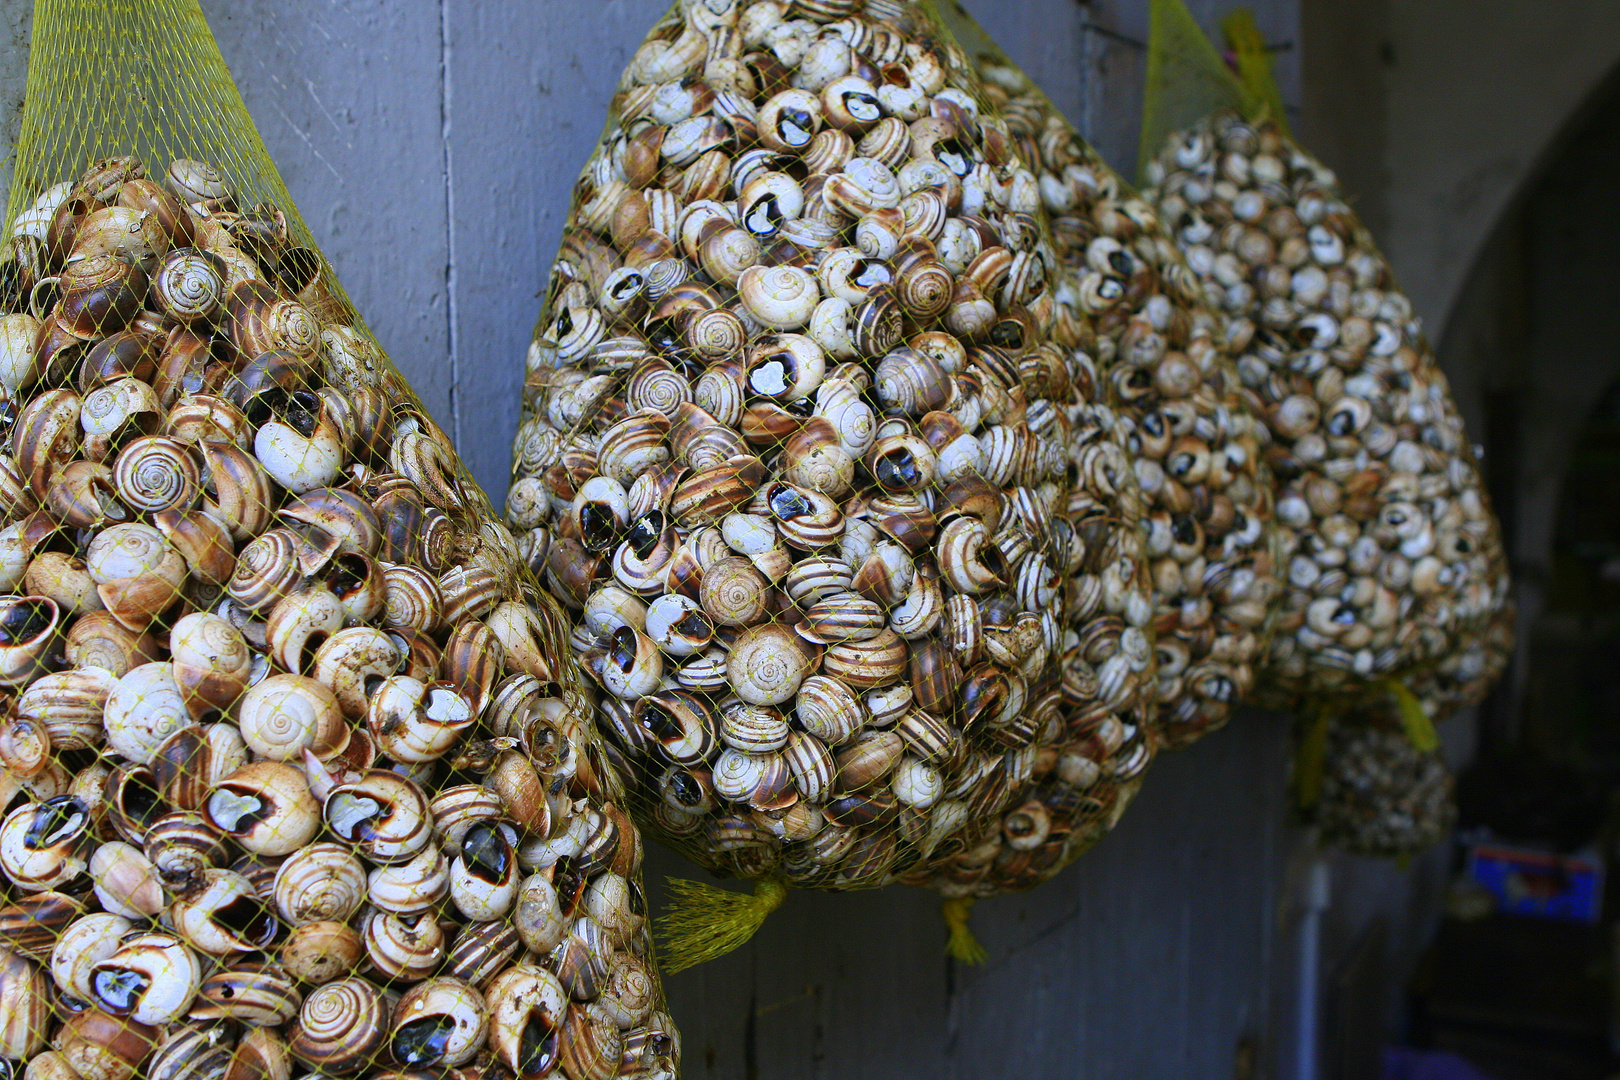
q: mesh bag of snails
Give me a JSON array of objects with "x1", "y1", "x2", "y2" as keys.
[
  {"x1": 0, "y1": 1, "x2": 679, "y2": 1078},
  {"x1": 1297, "y1": 692, "x2": 1457, "y2": 859},
  {"x1": 506, "y1": 0, "x2": 1161, "y2": 967},
  {"x1": 1137, "y1": 0, "x2": 1514, "y2": 717},
  {"x1": 936, "y1": 1, "x2": 1282, "y2": 755}
]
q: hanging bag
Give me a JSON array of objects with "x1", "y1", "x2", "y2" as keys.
[
  {"x1": 1138, "y1": 0, "x2": 1513, "y2": 718},
  {"x1": 0, "y1": 2, "x2": 677, "y2": 1076},
  {"x1": 506, "y1": 0, "x2": 1159, "y2": 969}
]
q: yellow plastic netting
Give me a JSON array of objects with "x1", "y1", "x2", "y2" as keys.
[
  {"x1": 506, "y1": 0, "x2": 1160, "y2": 966},
  {"x1": 1135, "y1": 0, "x2": 1256, "y2": 186},
  {"x1": 0, "y1": 1, "x2": 678, "y2": 1076}
]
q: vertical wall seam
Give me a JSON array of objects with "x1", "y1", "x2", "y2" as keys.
[{"x1": 438, "y1": 0, "x2": 460, "y2": 447}]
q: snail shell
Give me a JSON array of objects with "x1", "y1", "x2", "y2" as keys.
[
  {"x1": 142, "y1": 810, "x2": 229, "y2": 895},
  {"x1": 486, "y1": 964, "x2": 569, "y2": 1078},
  {"x1": 389, "y1": 976, "x2": 489, "y2": 1068},
  {"x1": 151, "y1": 249, "x2": 225, "y2": 323},
  {"x1": 362, "y1": 909, "x2": 445, "y2": 983},
  {"x1": 0, "y1": 946, "x2": 47, "y2": 1059},
  {"x1": 169, "y1": 868, "x2": 279, "y2": 955},
  {"x1": 274, "y1": 842, "x2": 367, "y2": 925},
  {"x1": 205, "y1": 761, "x2": 321, "y2": 857},
  {"x1": 738, "y1": 264, "x2": 819, "y2": 329},
  {"x1": 238, "y1": 673, "x2": 347, "y2": 762},
  {"x1": 279, "y1": 919, "x2": 363, "y2": 984},
  {"x1": 367, "y1": 844, "x2": 451, "y2": 915},
  {"x1": 367, "y1": 676, "x2": 476, "y2": 764},
  {"x1": 168, "y1": 611, "x2": 252, "y2": 719},
  {"x1": 197, "y1": 441, "x2": 274, "y2": 541},
  {"x1": 51, "y1": 911, "x2": 133, "y2": 1002},
  {"x1": 289, "y1": 976, "x2": 389, "y2": 1074},
  {"x1": 0, "y1": 796, "x2": 93, "y2": 892},
  {"x1": 323, "y1": 769, "x2": 432, "y2": 864},
  {"x1": 192, "y1": 959, "x2": 300, "y2": 1026},
  {"x1": 55, "y1": 1007, "x2": 159, "y2": 1080},
  {"x1": 89, "y1": 930, "x2": 201, "y2": 1025},
  {"x1": 17, "y1": 667, "x2": 112, "y2": 750},
  {"x1": 103, "y1": 661, "x2": 191, "y2": 764},
  {"x1": 727, "y1": 623, "x2": 815, "y2": 706},
  {"x1": 560, "y1": 1001, "x2": 626, "y2": 1080},
  {"x1": 0, "y1": 595, "x2": 59, "y2": 688}
]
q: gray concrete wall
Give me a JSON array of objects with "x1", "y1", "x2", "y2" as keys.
[{"x1": 0, "y1": 2, "x2": 1498, "y2": 1078}]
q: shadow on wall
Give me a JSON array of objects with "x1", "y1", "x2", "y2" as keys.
[{"x1": 1436, "y1": 57, "x2": 1620, "y2": 750}]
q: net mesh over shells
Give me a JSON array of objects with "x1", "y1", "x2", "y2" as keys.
[
  {"x1": 941, "y1": 0, "x2": 1281, "y2": 755},
  {"x1": 1142, "y1": 111, "x2": 1513, "y2": 715},
  {"x1": 506, "y1": 0, "x2": 1158, "y2": 898},
  {"x1": 0, "y1": 2, "x2": 676, "y2": 1078},
  {"x1": 1313, "y1": 706, "x2": 1456, "y2": 858}
]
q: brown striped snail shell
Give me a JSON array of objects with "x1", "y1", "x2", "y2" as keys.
[
  {"x1": 765, "y1": 480, "x2": 844, "y2": 549},
  {"x1": 440, "y1": 621, "x2": 502, "y2": 719},
  {"x1": 168, "y1": 611, "x2": 252, "y2": 720},
  {"x1": 311, "y1": 626, "x2": 403, "y2": 720},
  {"x1": 227, "y1": 528, "x2": 305, "y2": 613},
  {"x1": 168, "y1": 867, "x2": 279, "y2": 955},
  {"x1": 196, "y1": 440, "x2": 273, "y2": 541},
  {"x1": 205, "y1": 761, "x2": 321, "y2": 857},
  {"x1": 152, "y1": 506, "x2": 236, "y2": 585},
  {"x1": 15, "y1": 387, "x2": 81, "y2": 500},
  {"x1": 367, "y1": 676, "x2": 475, "y2": 764},
  {"x1": 323, "y1": 769, "x2": 432, "y2": 864},
  {"x1": 388, "y1": 976, "x2": 488, "y2": 1069},
  {"x1": 0, "y1": 889, "x2": 84, "y2": 963},
  {"x1": 54, "y1": 254, "x2": 147, "y2": 339},
  {"x1": 88, "y1": 930, "x2": 201, "y2": 1025},
  {"x1": 191, "y1": 959, "x2": 300, "y2": 1026},
  {"x1": 367, "y1": 844, "x2": 451, "y2": 915},
  {"x1": 289, "y1": 975, "x2": 389, "y2": 1074},
  {"x1": 51, "y1": 911, "x2": 133, "y2": 1002},
  {"x1": 559, "y1": 1001, "x2": 625, "y2": 1080},
  {"x1": 264, "y1": 587, "x2": 347, "y2": 675},
  {"x1": 142, "y1": 810, "x2": 229, "y2": 896},
  {"x1": 55, "y1": 1007, "x2": 159, "y2": 1080},
  {"x1": 144, "y1": 1023, "x2": 233, "y2": 1080},
  {"x1": 486, "y1": 964, "x2": 569, "y2": 1078},
  {"x1": 279, "y1": 487, "x2": 382, "y2": 556},
  {"x1": 362, "y1": 909, "x2": 445, "y2": 983},
  {"x1": 274, "y1": 842, "x2": 368, "y2": 926}
]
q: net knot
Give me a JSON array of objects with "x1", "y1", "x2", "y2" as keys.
[
  {"x1": 656, "y1": 876, "x2": 788, "y2": 974},
  {"x1": 941, "y1": 896, "x2": 987, "y2": 965}
]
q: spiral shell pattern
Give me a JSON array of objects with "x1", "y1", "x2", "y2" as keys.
[
  {"x1": 626, "y1": 360, "x2": 691, "y2": 414},
  {"x1": 112, "y1": 436, "x2": 199, "y2": 513},
  {"x1": 686, "y1": 308, "x2": 748, "y2": 360},
  {"x1": 152, "y1": 249, "x2": 224, "y2": 323},
  {"x1": 290, "y1": 976, "x2": 388, "y2": 1073}
]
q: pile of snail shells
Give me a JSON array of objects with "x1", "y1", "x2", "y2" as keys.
[
  {"x1": 976, "y1": 59, "x2": 1280, "y2": 750},
  {"x1": 1143, "y1": 111, "x2": 1511, "y2": 709},
  {"x1": 0, "y1": 155, "x2": 677, "y2": 1080},
  {"x1": 505, "y1": 0, "x2": 1158, "y2": 892},
  {"x1": 1315, "y1": 713, "x2": 1456, "y2": 857},
  {"x1": 1383, "y1": 597, "x2": 1512, "y2": 744}
]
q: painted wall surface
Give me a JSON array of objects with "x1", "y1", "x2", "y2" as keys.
[{"x1": 0, "y1": 1, "x2": 1507, "y2": 1077}]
